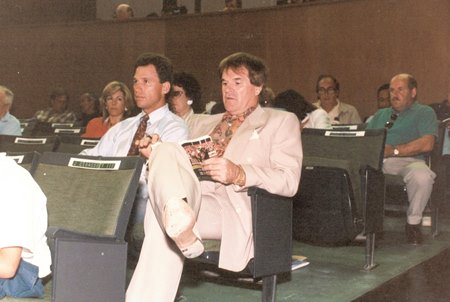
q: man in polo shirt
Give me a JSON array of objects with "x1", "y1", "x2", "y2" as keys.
[{"x1": 367, "y1": 73, "x2": 438, "y2": 245}]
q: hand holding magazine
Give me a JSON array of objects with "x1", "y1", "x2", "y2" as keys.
[{"x1": 181, "y1": 135, "x2": 218, "y2": 181}]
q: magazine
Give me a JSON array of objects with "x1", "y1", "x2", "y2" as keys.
[
  {"x1": 291, "y1": 255, "x2": 310, "y2": 271},
  {"x1": 181, "y1": 135, "x2": 218, "y2": 181}
]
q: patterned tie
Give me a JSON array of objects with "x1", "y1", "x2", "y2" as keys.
[{"x1": 127, "y1": 114, "x2": 149, "y2": 156}]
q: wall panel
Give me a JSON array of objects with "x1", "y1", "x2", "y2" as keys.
[{"x1": 0, "y1": 0, "x2": 448, "y2": 119}]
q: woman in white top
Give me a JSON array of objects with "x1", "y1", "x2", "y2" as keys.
[
  {"x1": 169, "y1": 72, "x2": 204, "y2": 128},
  {"x1": 273, "y1": 89, "x2": 331, "y2": 130}
]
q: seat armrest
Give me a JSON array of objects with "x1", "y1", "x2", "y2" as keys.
[
  {"x1": 46, "y1": 227, "x2": 118, "y2": 242},
  {"x1": 52, "y1": 238, "x2": 127, "y2": 302},
  {"x1": 46, "y1": 227, "x2": 120, "y2": 263},
  {"x1": 249, "y1": 188, "x2": 292, "y2": 278}
]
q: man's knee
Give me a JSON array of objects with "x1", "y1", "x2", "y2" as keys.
[{"x1": 405, "y1": 168, "x2": 435, "y2": 188}]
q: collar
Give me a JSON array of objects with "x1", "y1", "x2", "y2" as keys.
[
  {"x1": 140, "y1": 104, "x2": 170, "y2": 125},
  {"x1": 391, "y1": 101, "x2": 418, "y2": 115},
  {"x1": 0, "y1": 112, "x2": 11, "y2": 122},
  {"x1": 222, "y1": 106, "x2": 257, "y2": 123}
]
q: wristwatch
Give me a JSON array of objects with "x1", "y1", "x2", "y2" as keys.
[{"x1": 393, "y1": 146, "x2": 399, "y2": 156}]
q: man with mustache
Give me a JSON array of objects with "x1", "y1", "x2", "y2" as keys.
[{"x1": 367, "y1": 73, "x2": 438, "y2": 245}]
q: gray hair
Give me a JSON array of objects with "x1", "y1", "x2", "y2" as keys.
[{"x1": 0, "y1": 85, "x2": 14, "y2": 105}]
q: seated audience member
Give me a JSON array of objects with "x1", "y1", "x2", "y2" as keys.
[
  {"x1": 161, "y1": 0, "x2": 187, "y2": 15},
  {"x1": 114, "y1": 3, "x2": 134, "y2": 21},
  {"x1": 0, "y1": 154, "x2": 51, "y2": 299},
  {"x1": 126, "y1": 52, "x2": 302, "y2": 302},
  {"x1": 430, "y1": 82, "x2": 450, "y2": 186},
  {"x1": 273, "y1": 89, "x2": 331, "y2": 130},
  {"x1": 367, "y1": 73, "x2": 438, "y2": 245},
  {"x1": 0, "y1": 85, "x2": 21, "y2": 136},
  {"x1": 429, "y1": 82, "x2": 450, "y2": 122},
  {"x1": 81, "y1": 53, "x2": 188, "y2": 226},
  {"x1": 33, "y1": 87, "x2": 77, "y2": 123},
  {"x1": 313, "y1": 74, "x2": 362, "y2": 124},
  {"x1": 259, "y1": 86, "x2": 275, "y2": 107},
  {"x1": 365, "y1": 83, "x2": 391, "y2": 122},
  {"x1": 277, "y1": 0, "x2": 298, "y2": 5},
  {"x1": 223, "y1": 0, "x2": 242, "y2": 11},
  {"x1": 82, "y1": 81, "x2": 135, "y2": 138},
  {"x1": 77, "y1": 92, "x2": 101, "y2": 126},
  {"x1": 169, "y1": 72, "x2": 203, "y2": 128}
]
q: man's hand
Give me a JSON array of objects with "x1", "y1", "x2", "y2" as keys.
[
  {"x1": 137, "y1": 134, "x2": 161, "y2": 159},
  {"x1": 202, "y1": 157, "x2": 242, "y2": 185}
]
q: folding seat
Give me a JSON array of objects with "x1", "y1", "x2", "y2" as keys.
[
  {"x1": 295, "y1": 128, "x2": 386, "y2": 270},
  {"x1": 31, "y1": 121, "x2": 85, "y2": 136},
  {"x1": 0, "y1": 135, "x2": 59, "y2": 153},
  {"x1": 32, "y1": 152, "x2": 143, "y2": 302},
  {"x1": 4, "y1": 151, "x2": 40, "y2": 174},
  {"x1": 189, "y1": 188, "x2": 293, "y2": 302},
  {"x1": 55, "y1": 135, "x2": 100, "y2": 154}
]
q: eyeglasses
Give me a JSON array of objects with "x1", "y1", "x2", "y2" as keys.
[
  {"x1": 318, "y1": 87, "x2": 337, "y2": 95},
  {"x1": 385, "y1": 113, "x2": 398, "y2": 129},
  {"x1": 171, "y1": 90, "x2": 184, "y2": 97}
]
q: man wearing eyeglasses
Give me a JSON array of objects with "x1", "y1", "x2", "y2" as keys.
[
  {"x1": 313, "y1": 74, "x2": 362, "y2": 124},
  {"x1": 367, "y1": 73, "x2": 438, "y2": 245}
]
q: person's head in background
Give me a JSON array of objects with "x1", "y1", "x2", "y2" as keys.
[
  {"x1": 316, "y1": 74, "x2": 339, "y2": 112},
  {"x1": 224, "y1": 0, "x2": 242, "y2": 11},
  {"x1": 376, "y1": 83, "x2": 391, "y2": 109},
  {"x1": 101, "y1": 81, "x2": 134, "y2": 122},
  {"x1": 0, "y1": 85, "x2": 14, "y2": 119},
  {"x1": 50, "y1": 87, "x2": 69, "y2": 114},
  {"x1": 389, "y1": 73, "x2": 417, "y2": 113},
  {"x1": 259, "y1": 86, "x2": 275, "y2": 107},
  {"x1": 114, "y1": 3, "x2": 134, "y2": 21},
  {"x1": 169, "y1": 72, "x2": 202, "y2": 117},
  {"x1": 79, "y1": 92, "x2": 100, "y2": 116},
  {"x1": 273, "y1": 89, "x2": 317, "y2": 123}
]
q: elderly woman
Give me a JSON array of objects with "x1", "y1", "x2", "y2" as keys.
[
  {"x1": 169, "y1": 72, "x2": 203, "y2": 128},
  {"x1": 82, "y1": 81, "x2": 134, "y2": 138}
]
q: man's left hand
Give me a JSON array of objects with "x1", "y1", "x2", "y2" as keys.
[{"x1": 202, "y1": 157, "x2": 240, "y2": 185}]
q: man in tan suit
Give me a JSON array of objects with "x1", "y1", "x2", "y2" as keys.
[{"x1": 126, "y1": 52, "x2": 303, "y2": 302}]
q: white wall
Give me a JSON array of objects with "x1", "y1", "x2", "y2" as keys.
[{"x1": 96, "y1": 0, "x2": 277, "y2": 20}]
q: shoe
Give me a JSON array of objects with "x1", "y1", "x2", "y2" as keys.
[
  {"x1": 405, "y1": 223, "x2": 423, "y2": 245},
  {"x1": 164, "y1": 198, "x2": 204, "y2": 258}
]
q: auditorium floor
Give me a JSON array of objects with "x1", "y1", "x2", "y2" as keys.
[{"x1": 170, "y1": 204, "x2": 450, "y2": 302}]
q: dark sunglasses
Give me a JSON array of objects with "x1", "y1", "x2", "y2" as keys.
[{"x1": 385, "y1": 113, "x2": 398, "y2": 129}]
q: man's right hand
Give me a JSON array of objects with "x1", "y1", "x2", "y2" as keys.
[{"x1": 137, "y1": 134, "x2": 161, "y2": 159}]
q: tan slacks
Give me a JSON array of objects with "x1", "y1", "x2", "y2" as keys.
[{"x1": 126, "y1": 143, "x2": 222, "y2": 302}]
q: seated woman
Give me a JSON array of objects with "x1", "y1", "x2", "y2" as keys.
[
  {"x1": 82, "y1": 81, "x2": 134, "y2": 138},
  {"x1": 273, "y1": 89, "x2": 331, "y2": 130},
  {"x1": 169, "y1": 72, "x2": 204, "y2": 128}
]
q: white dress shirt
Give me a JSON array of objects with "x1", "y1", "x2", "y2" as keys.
[{"x1": 81, "y1": 104, "x2": 189, "y2": 223}]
